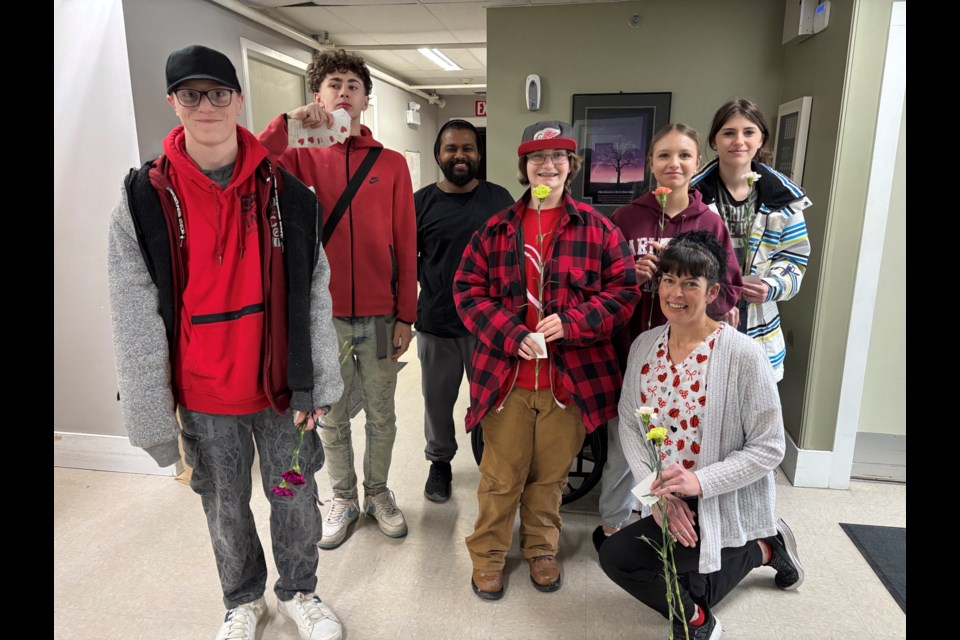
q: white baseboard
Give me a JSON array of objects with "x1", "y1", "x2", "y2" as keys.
[
  {"x1": 780, "y1": 431, "x2": 841, "y2": 488},
  {"x1": 54, "y1": 431, "x2": 181, "y2": 476}
]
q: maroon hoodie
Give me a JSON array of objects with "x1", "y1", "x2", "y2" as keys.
[{"x1": 610, "y1": 190, "x2": 742, "y2": 372}]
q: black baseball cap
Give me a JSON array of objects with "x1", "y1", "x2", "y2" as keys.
[{"x1": 165, "y1": 44, "x2": 242, "y2": 94}]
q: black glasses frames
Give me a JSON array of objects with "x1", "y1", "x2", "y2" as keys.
[{"x1": 173, "y1": 88, "x2": 237, "y2": 108}]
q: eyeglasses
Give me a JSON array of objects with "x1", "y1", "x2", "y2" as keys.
[
  {"x1": 527, "y1": 151, "x2": 570, "y2": 165},
  {"x1": 173, "y1": 88, "x2": 237, "y2": 108}
]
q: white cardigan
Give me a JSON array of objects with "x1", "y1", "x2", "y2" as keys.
[{"x1": 618, "y1": 323, "x2": 785, "y2": 574}]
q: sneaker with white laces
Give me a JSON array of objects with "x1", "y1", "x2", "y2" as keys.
[
  {"x1": 277, "y1": 592, "x2": 342, "y2": 640},
  {"x1": 215, "y1": 597, "x2": 266, "y2": 640},
  {"x1": 363, "y1": 490, "x2": 408, "y2": 538},
  {"x1": 318, "y1": 497, "x2": 360, "y2": 550}
]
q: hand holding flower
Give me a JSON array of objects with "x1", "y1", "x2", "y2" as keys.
[
  {"x1": 652, "y1": 494, "x2": 698, "y2": 548},
  {"x1": 535, "y1": 313, "x2": 565, "y2": 343},
  {"x1": 652, "y1": 461, "x2": 702, "y2": 499},
  {"x1": 292, "y1": 407, "x2": 329, "y2": 431},
  {"x1": 740, "y1": 276, "x2": 770, "y2": 304}
]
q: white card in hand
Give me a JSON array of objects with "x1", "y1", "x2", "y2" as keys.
[
  {"x1": 528, "y1": 332, "x2": 548, "y2": 359},
  {"x1": 630, "y1": 470, "x2": 660, "y2": 507},
  {"x1": 288, "y1": 108, "x2": 351, "y2": 148}
]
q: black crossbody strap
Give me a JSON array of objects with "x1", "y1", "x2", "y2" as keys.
[{"x1": 322, "y1": 147, "x2": 383, "y2": 246}]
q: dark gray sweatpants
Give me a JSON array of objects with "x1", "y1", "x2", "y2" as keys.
[
  {"x1": 417, "y1": 331, "x2": 475, "y2": 463},
  {"x1": 178, "y1": 406, "x2": 325, "y2": 609}
]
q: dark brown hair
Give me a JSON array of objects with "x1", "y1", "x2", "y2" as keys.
[
  {"x1": 707, "y1": 98, "x2": 772, "y2": 165},
  {"x1": 307, "y1": 49, "x2": 373, "y2": 96}
]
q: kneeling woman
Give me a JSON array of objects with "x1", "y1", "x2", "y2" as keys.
[{"x1": 599, "y1": 231, "x2": 803, "y2": 639}]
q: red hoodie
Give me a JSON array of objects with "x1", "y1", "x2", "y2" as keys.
[
  {"x1": 610, "y1": 190, "x2": 743, "y2": 372},
  {"x1": 258, "y1": 115, "x2": 417, "y2": 323},
  {"x1": 163, "y1": 126, "x2": 272, "y2": 414}
]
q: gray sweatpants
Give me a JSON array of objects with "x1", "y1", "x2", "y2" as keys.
[
  {"x1": 178, "y1": 406, "x2": 325, "y2": 609},
  {"x1": 417, "y1": 331, "x2": 475, "y2": 463}
]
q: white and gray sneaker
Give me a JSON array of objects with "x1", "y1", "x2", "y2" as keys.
[
  {"x1": 318, "y1": 497, "x2": 360, "y2": 549},
  {"x1": 363, "y1": 490, "x2": 408, "y2": 538},
  {"x1": 215, "y1": 597, "x2": 266, "y2": 640},
  {"x1": 278, "y1": 592, "x2": 342, "y2": 640}
]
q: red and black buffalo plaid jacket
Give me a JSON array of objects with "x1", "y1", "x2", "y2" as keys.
[{"x1": 453, "y1": 190, "x2": 640, "y2": 433}]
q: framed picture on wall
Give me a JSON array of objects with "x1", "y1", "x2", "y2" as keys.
[
  {"x1": 571, "y1": 92, "x2": 672, "y2": 217},
  {"x1": 772, "y1": 96, "x2": 812, "y2": 186}
]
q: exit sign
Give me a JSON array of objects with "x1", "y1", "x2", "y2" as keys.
[{"x1": 475, "y1": 100, "x2": 486, "y2": 117}]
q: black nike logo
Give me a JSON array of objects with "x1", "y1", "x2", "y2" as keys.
[{"x1": 369, "y1": 176, "x2": 380, "y2": 184}]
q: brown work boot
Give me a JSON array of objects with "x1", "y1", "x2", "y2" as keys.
[
  {"x1": 527, "y1": 555, "x2": 562, "y2": 592},
  {"x1": 471, "y1": 568, "x2": 504, "y2": 600}
]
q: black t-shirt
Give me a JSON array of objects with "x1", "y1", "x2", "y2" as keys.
[{"x1": 414, "y1": 181, "x2": 515, "y2": 337}]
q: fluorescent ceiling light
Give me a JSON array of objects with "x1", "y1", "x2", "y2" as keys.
[{"x1": 417, "y1": 48, "x2": 462, "y2": 71}]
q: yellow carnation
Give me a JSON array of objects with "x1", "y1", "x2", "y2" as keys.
[
  {"x1": 646, "y1": 427, "x2": 668, "y2": 444},
  {"x1": 532, "y1": 184, "x2": 552, "y2": 202}
]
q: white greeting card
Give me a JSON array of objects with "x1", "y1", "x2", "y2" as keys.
[
  {"x1": 630, "y1": 469, "x2": 661, "y2": 507},
  {"x1": 288, "y1": 108, "x2": 351, "y2": 148}
]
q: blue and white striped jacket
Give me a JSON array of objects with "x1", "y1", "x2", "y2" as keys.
[{"x1": 691, "y1": 159, "x2": 812, "y2": 381}]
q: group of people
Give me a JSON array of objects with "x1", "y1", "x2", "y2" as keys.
[{"x1": 107, "y1": 43, "x2": 810, "y2": 640}]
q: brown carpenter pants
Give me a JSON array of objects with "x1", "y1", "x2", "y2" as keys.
[{"x1": 465, "y1": 388, "x2": 586, "y2": 571}]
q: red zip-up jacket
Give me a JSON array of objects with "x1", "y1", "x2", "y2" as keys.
[
  {"x1": 258, "y1": 115, "x2": 416, "y2": 323},
  {"x1": 453, "y1": 191, "x2": 640, "y2": 433}
]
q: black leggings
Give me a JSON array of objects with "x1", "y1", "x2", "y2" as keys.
[{"x1": 599, "y1": 500, "x2": 763, "y2": 619}]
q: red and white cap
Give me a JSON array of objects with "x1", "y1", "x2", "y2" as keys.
[{"x1": 518, "y1": 120, "x2": 577, "y2": 157}]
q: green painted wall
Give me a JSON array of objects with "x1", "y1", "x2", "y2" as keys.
[
  {"x1": 776, "y1": 0, "x2": 859, "y2": 448},
  {"x1": 486, "y1": 0, "x2": 785, "y2": 198},
  {"x1": 488, "y1": 0, "x2": 901, "y2": 455},
  {"x1": 792, "y1": 0, "x2": 895, "y2": 451}
]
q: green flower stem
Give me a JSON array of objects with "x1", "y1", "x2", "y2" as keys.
[
  {"x1": 534, "y1": 198, "x2": 547, "y2": 391},
  {"x1": 290, "y1": 424, "x2": 306, "y2": 471},
  {"x1": 647, "y1": 209, "x2": 666, "y2": 331},
  {"x1": 671, "y1": 543, "x2": 689, "y2": 639}
]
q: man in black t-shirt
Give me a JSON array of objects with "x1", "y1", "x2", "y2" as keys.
[{"x1": 415, "y1": 120, "x2": 514, "y2": 503}]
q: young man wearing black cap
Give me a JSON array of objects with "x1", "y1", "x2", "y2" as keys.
[
  {"x1": 258, "y1": 49, "x2": 416, "y2": 551},
  {"x1": 453, "y1": 120, "x2": 639, "y2": 599},
  {"x1": 415, "y1": 120, "x2": 514, "y2": 503},
  {"x1": 108, "y1": 44, "x2": 345, "y2": 640}
]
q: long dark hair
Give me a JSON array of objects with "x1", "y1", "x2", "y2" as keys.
[{"x1": 707, "y1": 98, "x2": 772, "y2": 165}]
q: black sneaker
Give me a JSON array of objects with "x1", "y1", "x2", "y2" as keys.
[
  {"x1": 424, "y1": 461, "x2": 452, "y2": 502},
  {"x1": 766, "y1": 518, "x2": 804, "y2": 590},
  {"x1": 672, "y1": 603, "x2": 722, "y2": 640}
]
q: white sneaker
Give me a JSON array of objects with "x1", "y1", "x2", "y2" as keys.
[
  {"x1": 318, "y1": 497, "x2": 360, "y2": 549},
  {"x1": 277, "y1": 592, "x2": 343, "y2": 640},
  {"x1": 215, "y1": 597, "x2": 266, "y2": 640},
  {"x1": 363, "y1": 490, "x2": 408, "y2": 538}
]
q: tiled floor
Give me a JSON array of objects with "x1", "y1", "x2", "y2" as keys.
[{"x1": 54, "y1": 350, "x2": 907, "y2": 639}]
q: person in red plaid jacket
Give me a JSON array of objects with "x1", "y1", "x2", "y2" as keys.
[{"x1": 453, "y1": 120, "x2": 640, "y2": 600}]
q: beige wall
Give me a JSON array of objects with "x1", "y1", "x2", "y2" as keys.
[
  {"x1": 858, "y1": 100, "x2": 905, "y2": 435},
  {"x1": 442, "y1": 94, "x2": 486, "y2": 122},
  {"x1": 486, "y1": 0, "x2": 785, "y2": 200}
]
